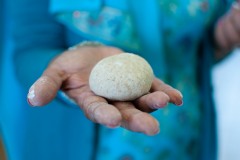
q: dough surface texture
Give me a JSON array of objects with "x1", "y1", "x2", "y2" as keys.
[{"x1": 89, "y1": 53, "x2": 154, "y2": 101}]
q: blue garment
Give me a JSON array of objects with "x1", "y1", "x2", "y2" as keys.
[
  {"x1": 0, "y1": 0, "x2": 3, "y2": 100},
  {"x1": 3, "y1": 0, "x2": 232, "y2": 160},
  {"x1": 0, "y1": 0, "x2": 4, "y2": 138}
]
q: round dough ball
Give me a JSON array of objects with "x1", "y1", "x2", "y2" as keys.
[{"x1": 89, "y1": 53, "x2": 154, "y2": 101}]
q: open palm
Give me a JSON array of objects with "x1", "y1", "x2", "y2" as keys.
[{"x1": 27, "y1": 45, "x2": 183, "y2": 135}]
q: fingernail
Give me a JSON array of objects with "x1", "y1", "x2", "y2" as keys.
[
  {"x1": 175, "y1": 90, "x2": 183, "y2": 106},
  {"x1": 176, "y1": 100, "x2": 184, "y2": 106},
  {"x1": 106, "y1": 123, "x2": 121, "y2": 129},
  {"x1": 27, "y1": 98, "x2": 34, "y2": 106},
  {"x1": 152, "y1": 102, "x2": 168, "y2": 109},
  {"x1": 107, "y1": 125, "x2": 120, "y2": 129},
  {"x1": 176, "y1": 90, "x2": 183, "y2": 98},
  {"x1": 27, "y1": 85, "x2": 37, "y2": 107},
  {"x1": 146, "y1": 127, "x2": 160, "y2": 136}
]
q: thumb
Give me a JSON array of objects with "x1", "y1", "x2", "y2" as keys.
[{"x1": 27, "y1": 68, "x2": 66, "y2": 106}]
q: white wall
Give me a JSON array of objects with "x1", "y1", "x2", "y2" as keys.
[{"x1": 212, "y1": 48, "x2": 240, "y2": 160}]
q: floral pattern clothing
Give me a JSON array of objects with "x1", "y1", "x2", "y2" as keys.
[
  {"x1": 50, "y1": 0, "x2": 226, "y2": 159},
  {"x1": 7, "y1": 0, "x2": 232, "y2": 159}
]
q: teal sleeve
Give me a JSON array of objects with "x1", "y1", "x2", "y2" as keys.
[
  {"x1": 0, "y1": 0, "x2": 3, "y2": 86},
  {"x1": 8, "y1": 0, "x2": 67, "y2": 88}
]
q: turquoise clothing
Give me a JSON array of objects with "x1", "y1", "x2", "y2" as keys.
[
  {"x1": 0, "y1": 0, "x2": 4, "y2": 140},
  {"x1": 3, "y1": 0, "x2": 232, "y2": 160},
  {"x1": 0, "y1": 0, "x2": 3, "y2": 102}
]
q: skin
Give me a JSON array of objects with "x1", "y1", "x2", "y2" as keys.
[
  {"x1": 27, "y1": 46, "x2": 183, "y2": 136},
  {"x1": 215, "y1": 0, "x2": 240, "y2": 60},
  {"x1": 27, "y1": 1, "x2": 239, "y2": 136}
]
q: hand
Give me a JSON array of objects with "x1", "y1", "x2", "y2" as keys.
[
  {"x1": 215, "y1": 1, "x2": 240, "y2": 59},
  {"x1": 27, "y1": 45, "x2": 183, "y2": 136}
]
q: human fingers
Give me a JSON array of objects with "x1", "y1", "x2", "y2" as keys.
[
  {"x1": 215, "y1": 3, "x2": 240, "y2": 50},
  {"x1": 230, "y1": 2, "x2": 240, "y2": 46},
  {"x1": 151, "y1": 78, "x2": 183, "y2": 106},
  {"x1": 66, "y1": 86, "x2": 122, "y2": 128},
  {"x1": 27, "y1": 67, "x2": 67, "y2": 106},
  {"x1": 222, "y1": 10, "x2": 240, "y2": 47},
  {"x1": 134, "y1": 91, "x2": 170, "y2": 112},
  {"x1": 113, "y1": 102, "x2": 160, "y2": 136}
]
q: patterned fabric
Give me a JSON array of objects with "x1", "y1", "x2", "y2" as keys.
[
  {"x1": 55, "y1": 6, "x2": 140, "y2": 51},
  {"x1": 49, "y1": 0, "x2": 227, "y2": 159}
]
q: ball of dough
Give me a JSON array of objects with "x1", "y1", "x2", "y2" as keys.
[{"x1": 89, "y1": 53, "x2": 154, "y2": 101}]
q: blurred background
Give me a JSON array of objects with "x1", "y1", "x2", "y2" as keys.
[
  {"x1": 1, "y1": 40, "x2": 240, "y2": 160},
  {"x1": 0, "y1": 0, "x2": 240, "y2": 159},
  {"x1": 212, "y1": 48, "x2": 240, "y2": 160}
]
